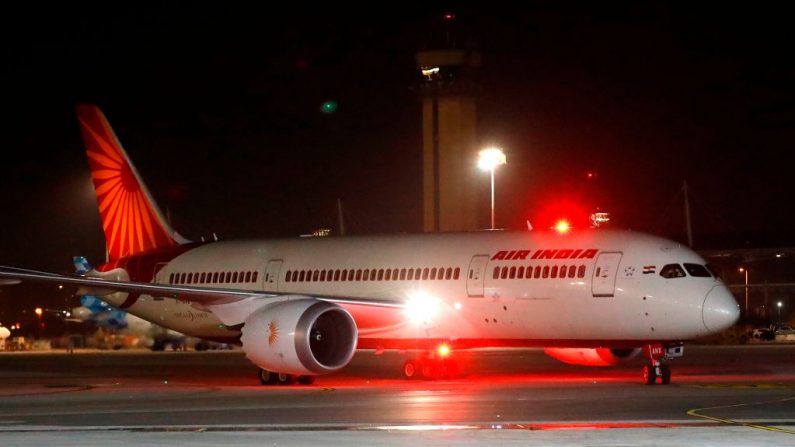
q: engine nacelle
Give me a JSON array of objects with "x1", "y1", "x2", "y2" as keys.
[
  {"x1": 240, "y1": 298, "x2": 358, "y2": 376},
  {"x1": 543, "y1": 347, "x2": 642, "y2": 366}
]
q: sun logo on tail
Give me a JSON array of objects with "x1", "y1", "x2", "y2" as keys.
[
  {"x1": 76, "y1": 105, "x2": 178, "y2": 261},
  {"x1": 267, "y1": 320, "x2": 279, "y2": 346}
]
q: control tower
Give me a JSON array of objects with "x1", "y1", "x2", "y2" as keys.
[{"x1": 416, "y1": 20, "x2": 481, "y2": 232}]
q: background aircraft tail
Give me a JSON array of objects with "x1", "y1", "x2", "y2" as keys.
[{"x1": 76, "y1": 105, "x2": 186, "y2": 261}]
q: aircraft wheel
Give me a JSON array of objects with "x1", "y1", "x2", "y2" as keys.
[
  {"x1": 420, "y1": 358, "x2": 437, "y2": 379},
  {"x1": 642, "y1": 363, "x2": 657, "y2": 385},
  {"x1": 277, "y1": 372, "x2": 294, "y2": 385},
  {"x1": 259, "y1": 369, "x2": 277, "y2": 385},
  {"x1": 403, "y1": 359, "x2": 419, "y2": 380},
  {"x1": 660, "y1": 364, "x2": 671, "y2": 385}
]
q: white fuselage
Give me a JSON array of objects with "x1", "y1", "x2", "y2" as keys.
[{"x1": 109, "y1": 229, "x2": 739, "y2": 348}]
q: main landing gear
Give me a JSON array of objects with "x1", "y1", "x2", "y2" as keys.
[
  {"x1": 258, "y1": 368, "x2": 315, "y2": 386},
  {"x1": 402, "y1": 349, "x2": 459, "y2": 380},
  {"x1": 641, "y1": 343, "x2": 682, "y2": 385}
]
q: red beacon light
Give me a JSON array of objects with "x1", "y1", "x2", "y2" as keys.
[{"x1": 554, "y1": 220, "x2": 571, "y2": 234}]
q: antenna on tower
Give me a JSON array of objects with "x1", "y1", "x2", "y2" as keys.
[{"x1": 682, "y1": 181, "x2": 694, "y2": 247}]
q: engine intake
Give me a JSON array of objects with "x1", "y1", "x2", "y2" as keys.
[{"x1": 241, "y1": 299, "x2": 358, "y2": 375}]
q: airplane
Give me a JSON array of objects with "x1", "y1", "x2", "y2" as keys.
[
  {"x1": 69, "y1": 256, "x2": 190, "y2": 350},
  {"x1": 0, "y1": 105, "x2": 740, "y2": 385}
]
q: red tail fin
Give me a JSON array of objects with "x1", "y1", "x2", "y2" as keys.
[{"x1": 76, "y1": 105, "x2": 182, "y2": 261}]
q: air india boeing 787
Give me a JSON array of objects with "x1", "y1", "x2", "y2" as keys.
[{"x1": 0, "y1": 105, "x2": 739, "y2": 385}]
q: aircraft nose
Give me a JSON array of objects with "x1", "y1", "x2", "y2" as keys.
[{"x1": 702, "y1": 285, "x2": 740, "y2": 333}]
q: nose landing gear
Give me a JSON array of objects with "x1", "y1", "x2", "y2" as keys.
[{"x1": 641, "y1": 343, "x2": 682, "y2": 385}]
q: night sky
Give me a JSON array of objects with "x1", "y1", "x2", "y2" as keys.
[{"x1": 2, "y1": 3, "x2": 794, "y2": 318}]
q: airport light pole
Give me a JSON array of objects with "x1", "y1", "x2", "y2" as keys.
[
  {"x1": 478, "y1": 147, "x2": 506, "y2": 230},
  {"x1": 778, "y1": 301, "x2": 783, "y2": 323}
]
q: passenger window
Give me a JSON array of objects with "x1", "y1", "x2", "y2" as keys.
[
  {"x1": 509, "y1": 266, "x2": 516, "y2": 279},
  {"x1": 378, "y1": 269, "x2": 385, "y2": 281},
  {"x1": 400, "y1": 268, "x2": 407, "y2": 280},
  {"x1": 534, "y1": 266, "x2": 541, "y2": 279},
  {"x1": 252, "y1": 272, "x2": 258, "y2": 282},
  {"x1": 684, "y1": 263, "x2": 711, "y2": 278},
  {"x1": 453, "y1": 267, "x2": 460, "y2": 280},
  {"x1": 430, "y1": 268, "x2": 437, "y2": 280},
  {"x1": 542, "y1": 266, "x2": 549, "y2": 278},
  {"x1": 408, "y1": 269, "x2": 415, "y2": 280},
  {"x1": 660, "y1": 264, "x2": 687, "y2": 279},
  {"x1": 446, "y1": 267, "x2": 453, "y2": 280},
  {"x1": 517, "y1": 266, "x2": 524, "y2": 279},
  {"x1": 493, "y1": 267, "x2": 500, "y2": 279},
  {"x1": 320, "y1": 270, "x2": 327, "y2": 282},
  {"x1": 568, "y1": 265, "x2": 576, "y2": 278},
  {"x1": 422, "y1": 268, "x2": 429, "y2": 280},
  {"x1": 578, "y1": 265, "x2": 586, "y2": 278}
]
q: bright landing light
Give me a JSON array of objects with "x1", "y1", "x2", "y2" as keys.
[{"x1": 404, "y1": 291, "x2": 441, "y2": 325}]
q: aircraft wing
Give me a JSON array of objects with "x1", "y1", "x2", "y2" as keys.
[{"x1": 0, "y1": 266, "x2": 404, "y2": 308}]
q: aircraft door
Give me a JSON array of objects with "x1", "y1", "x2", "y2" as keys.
[
  {"x1": 592, "y1": 252, "x2": 622, "y2": 297},
  {"x1": 467, "y1": 255, "x2": 490, "y2": 297},
  {"x1": 263, "y1": 259, "x2": 283, "y2": 292}
]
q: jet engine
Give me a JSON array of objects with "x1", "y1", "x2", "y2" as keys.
[
  {"x1": 240, "y1": 298, "x2": 358, "y2": 376},
  {"x1": 543, "y1": 347, "x2": 642, "y2": 366}
]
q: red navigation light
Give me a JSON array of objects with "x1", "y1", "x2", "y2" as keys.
[
  {"x1": 442, "y1": 13, "x2": 455, "y2": 21},
  {"x1": 535, "y1": 199, "x2": 589, "y2": 231},
  {"x1": 554, "y1": 220, "x2": 571, "y2": 234}
]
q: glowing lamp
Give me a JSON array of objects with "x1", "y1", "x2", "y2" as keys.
[
  {"x1": 477, "y1": 148, "x2": 506, "y2": 172},
  {"x1": 404, "y1": 291, "x2": 440, "y2": 325},
  {"x1": 34, "y1": 307, "x2": 43, "y2": 317},
  {"x1": 554, "y1": 219, "x2": 571, "y2": 234},
  {"x1": 437, "y1": 343, "x2": 451, "y2": 357}
]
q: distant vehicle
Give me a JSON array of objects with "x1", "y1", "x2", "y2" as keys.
[
  {"x1": 749, "y1": 328, "x2": 774, "y2": 341},
  {"x1": 775, "y1": 325, "x2": 794, "y2": 335}
]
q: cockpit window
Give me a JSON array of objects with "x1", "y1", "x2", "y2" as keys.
[
  {"x1": 705, "y1": 264, "x2": 721, "y2": 279},
  {"x1": 684, "y1": 263, "x2": 712, "y2": 278},
  {"x1": 659, "y1": 264, "x2": 686, "y2": 279}
]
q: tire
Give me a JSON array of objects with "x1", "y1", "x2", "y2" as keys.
[
  {"x1": 642, "y1": 363, "x2": 657, "y2": 385},
  {"x1": 277, "y1": 373, "x2": 294, "y2": 385},
  {"x1": 259, "y1": 369, "x2": 277, "y2": 385},
  {"x1": 403, "y1": 359, "x2": 418, "y2": 380},
  {"x1": 660, "y1": 365, "x2": 671, "y2": 385}
]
